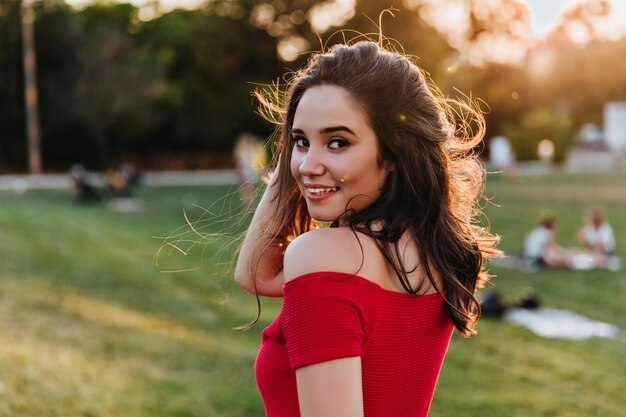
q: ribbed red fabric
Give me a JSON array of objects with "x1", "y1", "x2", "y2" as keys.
[{"x1": 255, "y1": 271, "x2": 454, "y2": 417}]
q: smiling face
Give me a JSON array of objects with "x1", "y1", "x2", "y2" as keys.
[{"x1": 289, "y1": 85, "x2": 392, "y2": 222}]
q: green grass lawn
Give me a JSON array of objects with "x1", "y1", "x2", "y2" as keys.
[{"x1": 0, "y1": 172, "x2": 624, "y2": 416}]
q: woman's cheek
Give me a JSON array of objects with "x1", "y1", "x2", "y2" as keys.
[{"x1": 290, "y1": 154, "x2": 301, "y2": 180}]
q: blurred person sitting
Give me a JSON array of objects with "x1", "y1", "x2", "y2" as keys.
[
  {"x1": 104, "y1": 166, "x2": 129, "y2": 198},
  {"x1": 523, "y1": 212, "x2": 570, "y2": 269},
  {"x1": 523, "y1": 212, "x2": 620, "y2": 271},
  {"x1": 69, "y1": 163, "x2": 101, "y2": 203},
  {"x1": 119, "y1": 162, "x2": 141, "y2": 188},
  {"x1": 578, "y1": 208, "x2": 615, "y2": 256}
]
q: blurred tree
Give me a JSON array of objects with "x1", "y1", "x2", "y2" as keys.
[
  {"x1": 465, "y1": 0, "x2": 532, "y2": 57},
  {"x1": 444, "y1": 0, "x2": 621, "y2": 159},
  {"x1": 341, "y1": 4, "x2": 453, "y2": 83},
  {"x1": 447, "y1": 62, "x2": 531, "y2": 141},
  {"x1": 0, "y1": 0, "x2": 26, "y2": 172},
  {"x1": 549, "y1": 0, "x2": 611, "y2": 44},
  {"x1": 239, "y1": 0, "x2": 453, "y2": 79},
  {"x1": 139, "y1": 8, "x2": 281, "y2": 155},
  {"x1": 416, "y1": 0, "x2": 534, "y2": 65},
  {"x1": 76, "y1": 2, "x2": 165, "y2": 166},
  {"x1": 33, "y1": 0, "x2": 92, "y2": 170},
  {"x1": 538, "y1": 37, "x2": 626, "y2": 127}
]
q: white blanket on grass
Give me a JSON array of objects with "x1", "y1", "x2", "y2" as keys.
[{"x1": 504, "y1": 308, "x2": 620, "y2": 340}]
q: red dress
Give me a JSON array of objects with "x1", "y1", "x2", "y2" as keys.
[{"x1": 255, "y1": 271, "x2": 454, "y2": 417}]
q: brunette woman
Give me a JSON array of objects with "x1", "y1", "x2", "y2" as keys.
[{"x1": 235, "y1": 40, "x2": 499, "y2": 417}]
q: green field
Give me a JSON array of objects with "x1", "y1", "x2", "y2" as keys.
[{"x1": 0, "y1": 172, "x2": 624, "y2": 417}]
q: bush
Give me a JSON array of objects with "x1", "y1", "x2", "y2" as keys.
[{"x1": 503, "y1": 108, "x2": 574, "y2": 162}]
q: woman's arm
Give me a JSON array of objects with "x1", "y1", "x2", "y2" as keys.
[
  {"x1": 296, "y1": 357, "x2": 364, "y2": 417},
  {"x1": 234, "y1": 171, "x2": 286, "y2": 297},
  {"x1": 283, "y1": 229, "x2": 367, "y2": 416}
]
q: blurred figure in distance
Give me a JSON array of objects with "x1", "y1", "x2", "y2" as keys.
[
  {"x1": 523, "y1": 211, "x2": 620, "y2": 271},
  {"x1": 579, "y1": 208, "x2": 615, "y2": 256},
  {"x1": 233, "y1": 132, "x2": 267, "y2": 204}
]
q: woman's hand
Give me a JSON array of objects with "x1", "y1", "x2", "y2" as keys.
[{"x1": 234, "y1": 168, "x2": 287, "y2": 296}]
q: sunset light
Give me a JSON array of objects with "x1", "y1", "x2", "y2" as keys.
[{"x1": 64, "y1": 0, "x2": 626, "y2": 42}]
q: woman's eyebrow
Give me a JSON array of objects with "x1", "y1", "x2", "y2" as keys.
[
  {"x1": 321, "y1": 125, "x2": 355, "y2": 135},
  {"x1": 291, "y1": 126, "x2": 355, "y2": 135}
]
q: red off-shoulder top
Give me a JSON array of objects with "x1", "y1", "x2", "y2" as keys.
[{"x1": 255, "y1": 271, "x2": 454, "y2": 417}]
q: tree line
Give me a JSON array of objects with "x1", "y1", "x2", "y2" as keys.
[{"x1": 2, "y1": 0, "x2": 625, "y2": 172}]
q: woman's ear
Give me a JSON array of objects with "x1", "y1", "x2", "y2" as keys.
[{"x1": 384, "y1": 160, "x2": 395, "y2": 173}]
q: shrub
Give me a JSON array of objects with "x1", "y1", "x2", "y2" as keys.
[{"x1": 503, "y1": 108, "x2": 574, "y2": 162}]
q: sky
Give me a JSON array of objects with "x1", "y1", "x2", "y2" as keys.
[
  {"x1": 525, "y1": 0, "x2": 626, "y2": 38},
  {"x1": 524, "y1": 0, "x2": 579, "y2": 33}
]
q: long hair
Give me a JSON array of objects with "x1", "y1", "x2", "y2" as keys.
[{"x1": 250, "y1": 40, "x2": 500, "y2": 336}]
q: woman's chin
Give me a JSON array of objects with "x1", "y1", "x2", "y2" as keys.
[{"x1": 311, "y1": 214, "x2": 337, "y2": 223}]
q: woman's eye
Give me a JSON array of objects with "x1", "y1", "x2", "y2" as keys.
[
  {"x1": 328, "y1": 137, "x2": 349, "y2": 149},
  {"x1": 294, "y1": 137, "x2": 309, "y2": 148}
]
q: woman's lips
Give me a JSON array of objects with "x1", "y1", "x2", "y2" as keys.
[{"x1": 304, "y1": 185, "x2": 340, "y2": 202}]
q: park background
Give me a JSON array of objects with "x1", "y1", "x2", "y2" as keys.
[{"x1": 1, "y1": 0, "x2": 625, "y2": 416}]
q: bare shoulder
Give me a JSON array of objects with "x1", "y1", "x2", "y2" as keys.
[
  {"x1": 283, "y1": 228, "x2": 367, "y2": 282},
  {"x1": 284, "y1": 228, "x2": 390, "y2": 285}
]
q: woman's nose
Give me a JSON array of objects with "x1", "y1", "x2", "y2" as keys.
[{"x1": 298, "y1": 147, "x2": 325, "y2": 177}]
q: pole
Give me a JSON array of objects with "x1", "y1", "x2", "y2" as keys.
[{"x1": 21, "y1": 0, "x2": 43, "y2": 173}]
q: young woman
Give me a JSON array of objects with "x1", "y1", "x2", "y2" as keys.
[
  {"x1": 578, "y1": 208, "x2": 615, "y2": 256},
  {"x1": 235, "y1": 40, "x2": 499, "y2": 417}
]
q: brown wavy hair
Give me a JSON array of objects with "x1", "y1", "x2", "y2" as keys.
[{"x1": 250, "y1": 40, "x2": 500, "y2": 336}]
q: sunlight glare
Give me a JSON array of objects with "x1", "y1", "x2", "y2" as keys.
[
  {"x1": 528, "y1": 47, "x2": 555, "y2": 78},
  {"x1": 65, "y1": 0, "x2": 207, "y2": 13},
  {"x1": 277, "y1": 35, "x2": 309, "y2": 62},
  {"x1": 418, "y1": 0, "x2": 468, "y2": 50},
  {"x1": 308, "y1": 0, "x2": 356, "y2": 33}
]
